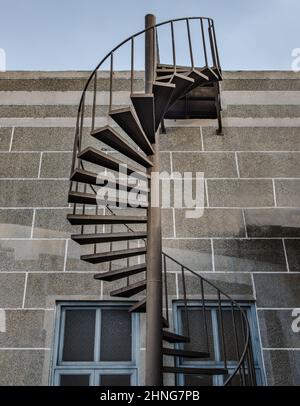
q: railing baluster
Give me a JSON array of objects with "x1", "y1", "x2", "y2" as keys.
[
  {"x1": 200, "y1": 278, "x2": 210, "y2": 353},
  {"x1": 200, "y1": 19, "x2": 208, "y2": 67},
  {"x1": 208, "y1": 20, "x2": 217, "y2": 67},
  {"x1": 91, "y1": 71, "x2": 97, "y2": 131},
  {"x1": 93, "y1": 205, "x2": 98, "y2": 254},
  {"x1": 170, "y1": 21, "x2": 176, "y2": 71},
  {"x1": 109, "y1": 52, "x2": 114, "y2": 112},
  {"x1": 78, "y1": 94, "x2": 85, "y2": 166},
  {"x1": 211, "y1": 21, "x2": 221, "y2": 70},
  {"x1": 181, "y1": 266, "x2": 189, "y2": 338},
  {"x1": 130, "y1": 38, "x2": 134, "y2": 94},
  {"x1": 155, "y1": 28, "x2": 160, "y2": 66},
  {"x1": 81, "y1": 183, "x2": 87, "y2": 235},
  {"x1": 218, "y1": 290, "x2": 227, "y2": 370},
  {"x1": 231, "y1": 302, "x2": 243, "y2": 386},
  {"x1": 163, "y1": 254, "x2": 169, "y2": 325},
  {"x1": 109, "y1": 222, "x2": 113, "y2": 272},
  {"x1": 186, "y1": 19, "x2": 194, "y2": 68}
]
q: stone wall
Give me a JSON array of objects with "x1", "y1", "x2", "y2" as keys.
[{"x1": 0, "y1": 71, "x2": 299, "y2": 385}]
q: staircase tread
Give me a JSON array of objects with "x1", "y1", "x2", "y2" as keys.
[
  {"x1": 94, "y1": 263, "x2": 147, "y2": 281},
  {"x1": 81, "y1": 246, "x2": 146, "y2": 263},
  {"x1": 129, "y1": 298, "x2": 146, "y2": 313},
  {"x1": 131, "y1": 93, "x2": 155, "y2": 143},
  {"x1": 163, "y1": 366, "x2": 228, "y2": 375},
  {"x1": 163, "y1": 330, "x2": 190, "y2": 343},
  {"x1": 91, "y1": 125, "x2": 153, "y2": 168},
  {"x1": 67, "y1": 213, "x2": 147, "y2": 225},
  {"x1": 71, "y1": 231, "x2": 147, "y2": 245},
  {"x1": 71, "y1": 168, "x2": 149, "y2": 192},
  {"x1": 109, "y1": 106, "x2": 154, "y2": 155},
  {"x1": 78, "y1": 146, "x2": 149, "y2": 179},
  {"x1": 162, "y1": 348, "x2": 210, "y2": 358},
  {"x1": 110, "y1": 279, "x2": 147, "y2": 297},
  {"x1": 68, "y1": 190, "x2": 148, "y2": 208}
]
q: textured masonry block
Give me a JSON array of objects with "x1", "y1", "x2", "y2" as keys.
[
  {"x1": 0, "y1": 350, "x2": 50, "y2": 385},
  {"x1": 161, "y1": 208, "x2": 174, "y2": 238},
  {"x1": 0, "y1": 153, "x2": 40, "y2": 178},
  {"x1": 175, "y1": 208, "x2": 245, "y2": 238},
  {"x1": 0, "y1": 209, "x2": 33, "y2": 238},
  {"x1": 0, "y1": 105, "x2": 116, "y2": 119},
  {"x1": 160, "y1": 127, "x2": 202, "y2": 151},
  {"x1": 202, "y1": 127, "x2": 300, "y2": 152},
  {"x1": 33, "y1": 208, "x2": 78, "y2": 238},
  {"x1": 11, "y1": 127, "x2": 79, "y2": 151},
  {"x1": 24, "y1": 273, "x2": 104, "y2": 308},
  {"x1": 172, "y1": 152, "x2": 237, "y2": 178},
  {"x1": 0, "y1": 240, "x2": 65, "y2": 272},
  {"x1": 284, "y1": 239, "x2": 300, "y2": 272},
  {"x1": 162, "y1": 239, "x2": 212, "y2": 272},
  {"x1": 213, "y1": 239, "x2": 287, "y2": 273},
  {"x1": 244, "y1": 208, "x2": 300, "y2": 238},
  {"x1": 40, "y1": 152, "x2": 72, "y2": 178},
  {"x1": 0, "y1": 310, "x2": 54, "y2": 348},
  {"x1": 0, "y1": 77, "x2": 143, "y2": 91},
  {"x1": 263, "y1": 350, "x2": 300, "y2": 386},
  {"x1": 221, "y1": 79, "x2": 300, "y2": 91},
  {"x1": 258, "y1": 310, "x2": 300, "y2": 349},
  {"x1": 253, "y1": 274, "x2": 300, "y2": 307},
  {"x1": 224, "y1": 105, "x2": 300, "y2": 118},
  {"x1": 178, "y1": 273, "x2": 253, "y2": 299},
  {"x1": 0, "y1": 128, "x2": 12, "y2": 151},
  {"x1": 0, "y1": 273, "x2": 25, "y2": 307},
  {"x1": 237, "y1": 152, "x2": 300, "y2": 178},
  {"x1": 207, "y1": 179, "x2": 274, "y2": 207},
  {"x1": 275, "y1": 179, "x2": 300, "y2": 207},
  {"x1": 0, "y1": 180, "x2": 69, "y2": 207}
]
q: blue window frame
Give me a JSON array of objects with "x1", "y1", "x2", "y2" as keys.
[
  {"x1": 173, "y1": 301, "x2": 266, "y2": 386},
  {"x1": 51, "y1": 302, "x2": 139, "y2": 386}
]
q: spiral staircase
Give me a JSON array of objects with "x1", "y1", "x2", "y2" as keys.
[{"x1": 67, "y1": 15, "x2": 257, "y2": 386}]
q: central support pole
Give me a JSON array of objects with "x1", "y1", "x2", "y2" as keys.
[{"x1": 144, "y1": 14, "x2": 163, "y2": 386}]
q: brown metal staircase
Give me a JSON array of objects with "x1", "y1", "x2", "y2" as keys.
[{"x1": 67, "y1": 15, "x2": 256, "y2": 386}]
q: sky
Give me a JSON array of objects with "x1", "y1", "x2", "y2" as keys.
[{"x1": 0, "y1": 0, "x2": 299, "y2": 71}]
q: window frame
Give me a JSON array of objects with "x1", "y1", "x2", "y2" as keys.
[
  {"x1": 50, "y1": 301, "x2": 140, "y2": 386},
  {"x1": 173, "y1": 300, "x2": 266, "y2": 386}
]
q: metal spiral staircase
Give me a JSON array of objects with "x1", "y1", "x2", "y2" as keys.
[{"x1": 67, "y1": 15, "x2": 256, "y2": 386}]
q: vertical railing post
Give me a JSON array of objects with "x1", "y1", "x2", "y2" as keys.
[{"x1": 144, "y1": 13, "x2": 163, "y2": 386}]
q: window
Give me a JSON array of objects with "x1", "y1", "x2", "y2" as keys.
[
  {"x1": 174, "y1": 302, "x2": 265, "y2": 386},
  {"x1": 51, "y1": 303, "x2": 139, "y2": 386}
]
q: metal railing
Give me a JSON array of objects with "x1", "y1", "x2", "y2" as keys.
[
  {"x1": 162, "y1": 252, "x2": 257, "y2": 386},
  {"x1": 69, "y1": 16, "x2": 221, "y2": 179}
]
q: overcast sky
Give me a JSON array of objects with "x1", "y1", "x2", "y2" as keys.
[{"x1": 0, "y1": 0, "x2": 299, "y2": 71}]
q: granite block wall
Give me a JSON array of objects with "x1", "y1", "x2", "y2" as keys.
[{"x1": 0, "y1": 71, "x2": 299, "y2": 385}]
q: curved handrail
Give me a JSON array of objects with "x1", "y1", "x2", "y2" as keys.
[
  {"x1": 70, "y1": 16, "x2": 221, "y2": 175},
  {"x1": 162, "y1": 252, "x2": 255, "y2": 386}
]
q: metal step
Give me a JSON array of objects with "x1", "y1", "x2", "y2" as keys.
[
  {"x1": 91, "y1": 125, "x2": 153, "y2": 168},
  {"x1": 163, "y1": 366, "x2": 228, "y2": 375},
  {"x1": 201, "y1": 66, "x2": 219, "y2": 82},
  {"x1": 94, "y1": 263, "x2": 146, "y2": 281},
  {"x1": 81, "y1": 246, "x2": 147, "y2": 264},
  {"x1": 157, "y1": 73, "x2": 194, "y2": 108},
  {"x1": 163, "y1": 331, "x2": 190, "y2": 343},
  {"x1": 67, "y1": 214, "x2": 147, "y2": 225},
  {"x1": 78, "y1": 147, "x2": 149, "y2": 180},
  {"x1": 71, "y1": 168, "x2": 149, "y2": 194},
  {"x1": 153, "y1": 81, "x2": 175, "y2": 131},
  {"x1": 186, "y1": 68, "x2": 209, "y2": 90},
  {"x1": 131, "y1": 94, "x2": 155, "y2": 143},
  {"x1": 109, "y1": 107, "x2": 154, "y2": 155},
  {"x1": 162, "y1": 348, "x2": 210, "y2": 359},
  {"x1": 129, "y1": 298, "x2": 146, "y2": 313},
  {"x1": 110, "y1": 280, "x2": 146, "y2": 298},
  {"x1": 71, "y1": 231, "x2": 147, "y2": 245},
  {"x1": 68, "y1": 191, "x2": 148, "y2": 208}
]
